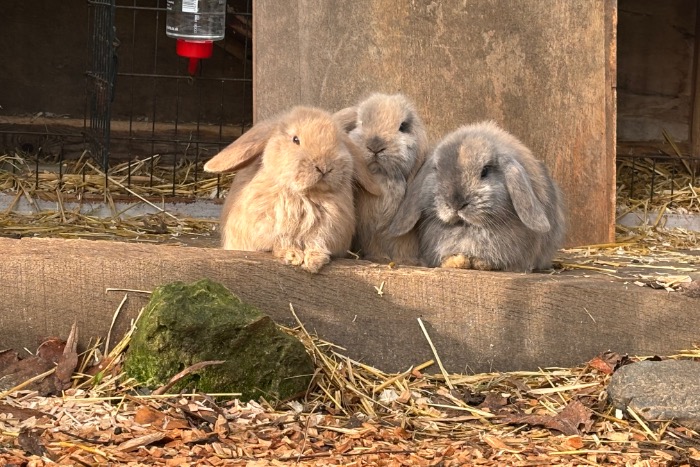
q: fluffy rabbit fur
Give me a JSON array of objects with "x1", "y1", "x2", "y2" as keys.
[
  {"x1": 334, "y1": 93, "x2": 429, "y2": 264},
  {"x1": 389, "y1": 121, "x2": 566, "y2": 272},
  {"x1": 204, "y1": 106, "x2": 380, "y2": 273}
]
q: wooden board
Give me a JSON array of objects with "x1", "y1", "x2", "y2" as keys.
[
  {"x1": 0, "y1": 237, "x2": 697, "y2": 374},
  {"x1": 0, "y1": 116, "x2": 246, "y2": 161},
  {"x1": 253, "y1": 0, "x2": 617, "y2": 247},
  {"x1": 618, "y1": 0, "x2": 696, "y2": 143}
]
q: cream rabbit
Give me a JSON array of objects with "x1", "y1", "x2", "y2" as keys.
[{"x1": 204, "y1": 106, "x2": 380, "y2": 273}]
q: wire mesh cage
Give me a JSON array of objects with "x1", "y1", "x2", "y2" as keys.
[
  {"x1": 616, "y1": 146, "x2": 700, "y2": 215},
  {"x1": 89, "y1": 0, "x2": 252, "y2": 197},
  {"x1": 0, "y1": 0, "x2": 252, "y2": 202},
  {"x1": 86, "y1": 0, "x2": 117, "y2": 172}
]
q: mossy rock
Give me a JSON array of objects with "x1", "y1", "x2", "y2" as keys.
[{"x1": 124, "y1": 279, "x2": 314, "y2": 401}]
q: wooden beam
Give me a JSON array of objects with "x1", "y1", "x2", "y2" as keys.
[
  {"x1": 0, "y1": 237, "x2": 697, "y2": 374},
  {"x1": 606, "y1": 0, "x2": 619, "y2": 242},
  {"x1": 0, "y1": 116, "x2": 246, "y2": 161}
]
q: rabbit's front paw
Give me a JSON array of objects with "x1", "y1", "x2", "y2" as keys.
[
  {"x1": 302, "y1": 250, "x2": 330, "y2": 273},
  {"x1": 275, "y1": 247, "x2": 305, "y2": 266},
  {"x1": 440, "y1": 254, "x2": 494, "y2": 271},
  {"x1": 440, "y1": 254, "x2": 469, "y2": 269}
]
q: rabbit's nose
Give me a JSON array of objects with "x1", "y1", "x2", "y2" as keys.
[
  {"x1": 315, "y1": 165, "x2": 332, "y2": 175},
  {"x1": 366, "y1": 136, "x2": 386, "y2": 155},
  {"x1": 452, "y1": 193, "x2": 471, "y2": 210}
]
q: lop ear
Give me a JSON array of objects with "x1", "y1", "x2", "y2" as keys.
[
  {"x1": 203, "y1": 120, "x2": 276, "y2": 173},
  {"x1": 341, "y1": 133, "x2": 381, "y2": 196},
  {"x1": 333, "y1": 106, "x2": 358, "y2": 133},
  {"x1": 503, "y1": 158, "x2": 550, "y2": 233},
  {"x1": 388, "y1": 158, "x2": 430, "y2": 237}
]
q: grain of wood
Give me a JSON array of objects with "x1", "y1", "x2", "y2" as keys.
[
  {"x1": 253, "y1": 0, "x2": 616, "y2": 247},
  {"x1": 0, "y1": 237, "x2": 697, "y2": 374}
]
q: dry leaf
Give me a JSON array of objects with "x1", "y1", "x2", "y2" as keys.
[
  {"x1": 588, "y1": 351, "x2": 623, "y2": 375},
  {"x1": 133, "y1": 405, "x2": 190, "y2": 430},
  {"x1": 36, "y1": 338, "x2": 66, "y2": 364},
  {"x1": 501, "y1": 400, "x2": 594, "y2": 436},
  {"x1": 17, "y1": 428, "x2": 54, "y2": 460},
  {"x1": 134, "y1": 406, "x2": 163, "y2": 426},
  {"x1": 0, "y1": 349, "x2": 20, "y2": 373},
  {"x1": 561, "y1": 435, "x2": 584, "y2": 450},
  {"x1": 54, "y1": 352, "x2": 78, "y2": 389},
  {"x1": 551, "y1": 400, "x2": 595, "y2": 435},
  {"x1": 0, "y1": 403, "x2": 50, "y2": 421},
  {"x1": 478, "y1": 392, "x2": 509, "y2": 412}
]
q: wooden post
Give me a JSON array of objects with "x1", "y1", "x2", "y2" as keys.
[{"x1": 252, "y1": 0, "x2": 617, "y2": 247}]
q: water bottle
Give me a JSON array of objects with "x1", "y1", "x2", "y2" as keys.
[{"x1": 166, "y1": 0, "x2": 227, "y2": 75}]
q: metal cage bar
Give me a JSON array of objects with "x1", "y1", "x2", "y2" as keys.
[{"x1": 86, "y1": 0, "x2": 117, "y2": 171}]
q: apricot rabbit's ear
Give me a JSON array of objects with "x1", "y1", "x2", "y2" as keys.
[
  {"x1": 333, "y1": 106, "x2": 359, "y2": 133},
  {"x1": 341, "y1": 133, "x2": 381, "y2": 196},
  {"x1": 203, "y1": 120, "x2": 277, "y2": 173}
]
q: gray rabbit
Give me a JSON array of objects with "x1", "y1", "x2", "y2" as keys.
[
  {"x1": 389, "y1": 121, "x2": 566, "y2": 272},
  {"x1": 334, "y1": 93, "x2": 429, "y2": 264}
]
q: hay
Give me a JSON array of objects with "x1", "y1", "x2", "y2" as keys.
[
  {"x1": 0, "y1": 210, "x2": 217, "y2": 244},
  {"x1": 2, "y1": 298, "x2": 700, "y2": 465},
  {"x1": 616, "y1": 145, "x2": 700, "y2": 215},
  {"x1": 1, "y1": 150, "x2": 699, "y2": 250},
  {"x1": 0, "y1": 151, "x2": 227, "y2": 244},
  {"x1": 0, "y1": 151, "x2": 235, "y2": 200}
]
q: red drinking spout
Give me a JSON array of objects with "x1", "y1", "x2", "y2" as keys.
[{"x1": 176, "y1": 39, "x2": 214, "y2": 76}]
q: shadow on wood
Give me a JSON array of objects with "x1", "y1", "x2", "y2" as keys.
[{"x1": 0, "y1": 237, "x2": 696, "y2": 374}]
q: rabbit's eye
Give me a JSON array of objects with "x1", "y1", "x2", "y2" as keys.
[
  {"x1": 399, "y1": 121, "x2": 410, "y2": 133},
  {"x1": 480, "y1": 165, "x2": 492, "y2": 179},
  {"x1": 292, "y1": 136, "x2": 300, "y2": 145}
]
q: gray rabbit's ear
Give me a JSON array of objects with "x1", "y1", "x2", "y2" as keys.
[
  {"x1": 502, "y1": 158, "x2": 550, "y2": 233},
  {"x1": 388, "y1": 159, "x2": 430, "y2": 237},
  {"x1": 333, "y1": 106, "x2": 359, "y2": 133},
  {"x1": 203, "y1": 120, "x2": 276, "y2": 173}
]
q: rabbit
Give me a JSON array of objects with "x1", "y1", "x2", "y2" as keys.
[
  {"x1": 389, "y1": 120, "x2": 566, "y2": 272},
  {"x1": 203, "y1": 106, "x2": 381, "y2": 273},
  {"x1": 334, "y1": 93, "x2": 430, "y2": 265}
]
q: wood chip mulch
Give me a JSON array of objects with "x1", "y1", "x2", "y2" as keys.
[{"x1": 2, "y1": 318, "x2": 700, "y2": 466}]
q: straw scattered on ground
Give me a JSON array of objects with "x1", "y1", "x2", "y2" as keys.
[
  {"x1": 0, "y1": 152, "x2": 227, "y2": 245},
  {"x1": 0, "y1": 152, "x2": 235, "y2": 200},
  {"x1": 616, "y1": 141, "x2": 700, "y2": 215}
]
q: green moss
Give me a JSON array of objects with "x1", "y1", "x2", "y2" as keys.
[{"x1": 124, "y1": 279, "x2": 314, "y2": 401}]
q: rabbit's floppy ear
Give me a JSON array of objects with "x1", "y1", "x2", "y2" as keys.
[
  {"x1": 203, "y1": 120, "x2": 276, "y2": 173},
  {"x1": 388, "y1": 158, "x2": 429, "y2": 237},
  {"x1": 502, "y1": 158, "x2": 550, "y2": 233},
  {"x1": 341, "y1": 133, "x2": 381, "y2": 196},
  {"x1": 333, "y1": 106, "x2": 359, "y2": 133}
]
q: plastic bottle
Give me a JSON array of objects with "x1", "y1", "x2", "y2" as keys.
[{"x1": 166, "y1": 0, "x2": 226, "y2": 75}]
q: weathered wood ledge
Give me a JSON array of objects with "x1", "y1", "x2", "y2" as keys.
[{"x1": 0, "y1": 237, "x2": 697, "y2": 373}]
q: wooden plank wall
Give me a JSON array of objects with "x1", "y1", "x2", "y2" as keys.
[
  {"x1": 617, "y1": 0, "x2": 696, "y2": 143},
  {"x1": 253, "y1": 0, "x2": 616, "y2": 247}
]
